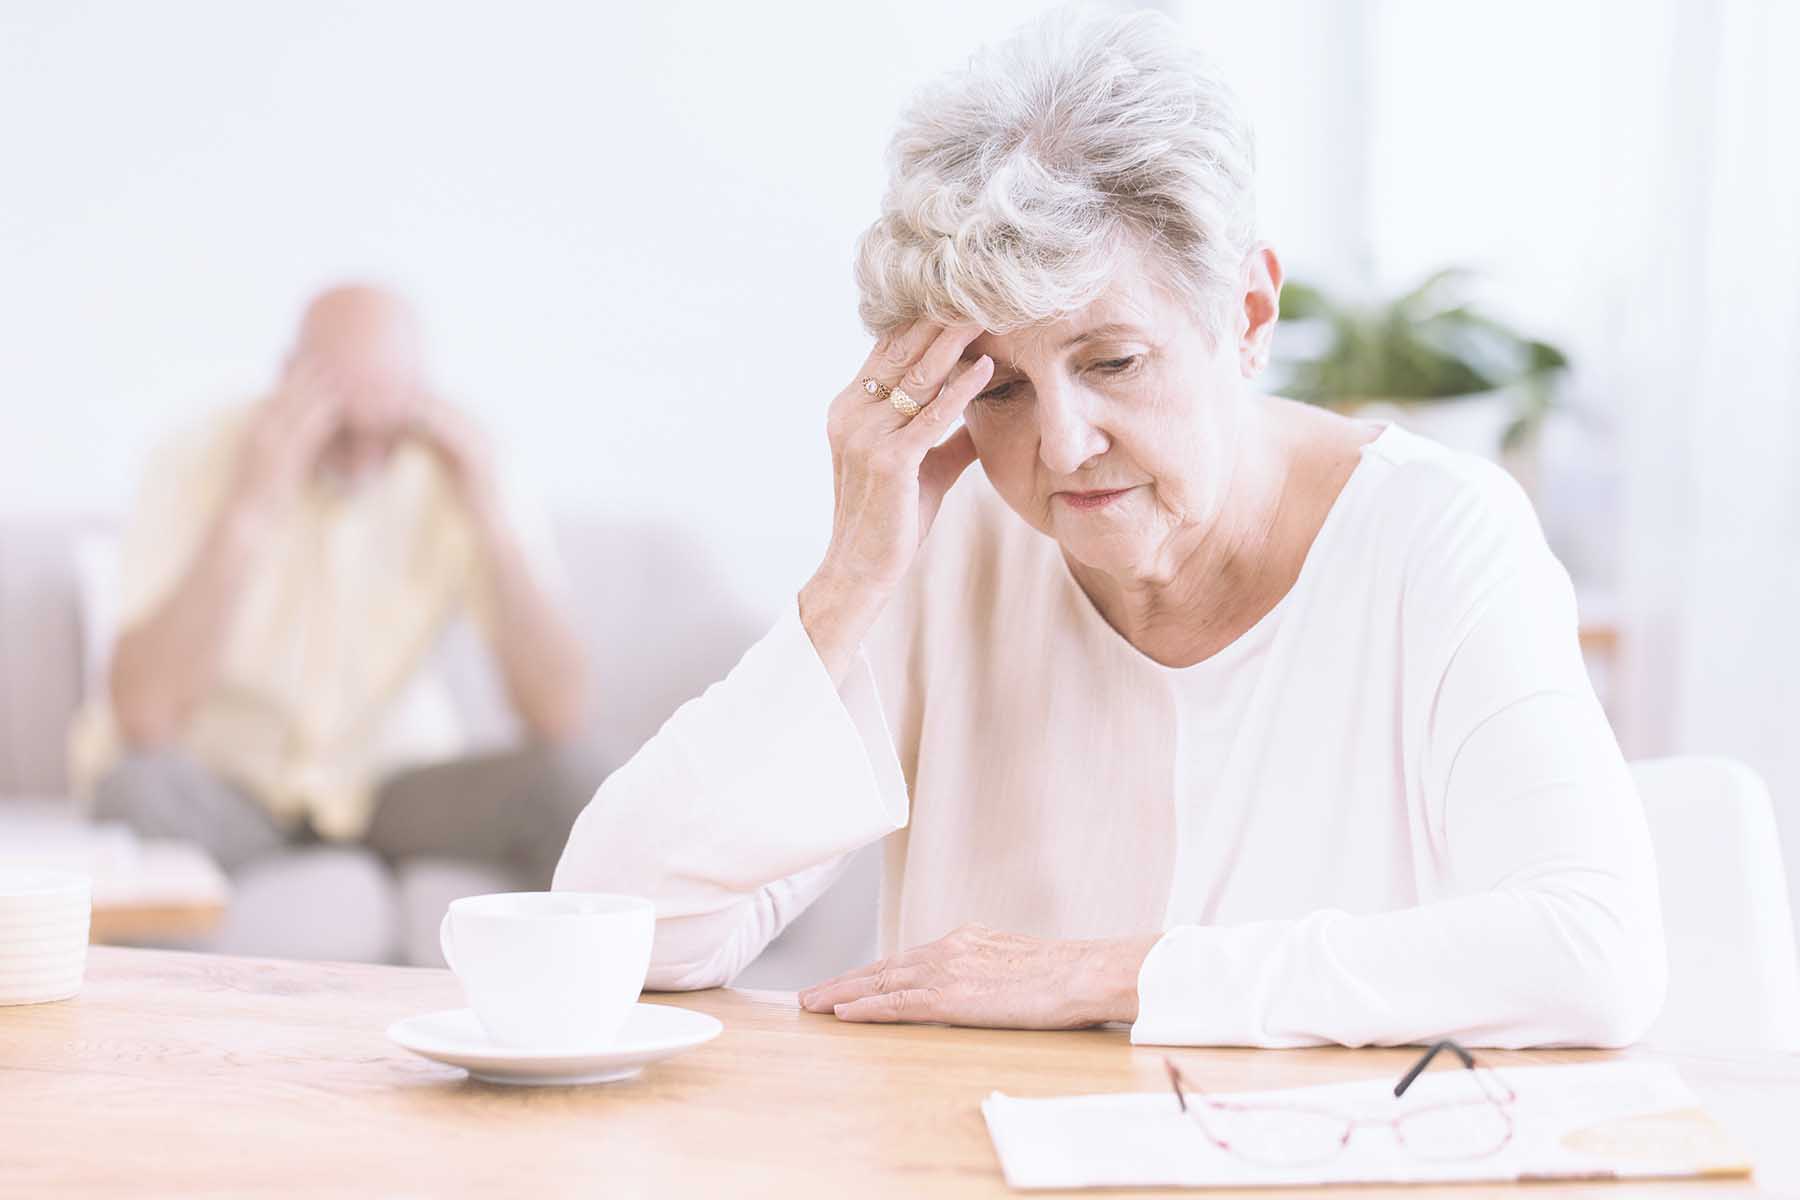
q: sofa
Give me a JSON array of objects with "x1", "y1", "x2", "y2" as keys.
[{"x1": 0, "y1": 513, "x2": 880, "y2": 986}]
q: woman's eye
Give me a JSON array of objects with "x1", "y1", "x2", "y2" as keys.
[
  {"x1": 977, "y1": 381, "x2": 1019, "y2": 405},
  {"x1": 1094, "y1": 355, "x2": 1141, "y2": 374}
]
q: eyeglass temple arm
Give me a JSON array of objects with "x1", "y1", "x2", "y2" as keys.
[
  {"x1": 1393, "y1": 1039, "x2": 1476, "y2": 1097},
  {"x1": 1163, "y1": 1057, "x2": 1190, "y2": 1112}
]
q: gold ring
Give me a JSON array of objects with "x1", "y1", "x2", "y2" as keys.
[
  {"x1": 890, "y1": 387, "x2": 922, "y2": 418},
  {"x1": 860, "y1": 377, "x2": 891, "y2": 400}
]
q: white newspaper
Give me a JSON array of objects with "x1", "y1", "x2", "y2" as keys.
[{"x1": 982, "y1": 1061, "x2": 1751, "y2": 1190}]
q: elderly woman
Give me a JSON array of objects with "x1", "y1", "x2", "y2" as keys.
[{"x1": 555, "y1": 10, "x2": 1665, "y2": 1047}]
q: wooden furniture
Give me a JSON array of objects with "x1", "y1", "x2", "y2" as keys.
[
  {"x1": 3, "y1": 947, "x2": 1795, "y2": 1197},
  {"x1": 0, "y1": 803, "x2": 229, "y2": 945},
  {"x1": 87, "y1": 840, "x2": 229, "y2": 943}
]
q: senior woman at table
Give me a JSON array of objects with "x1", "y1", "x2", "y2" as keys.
[{"x1": 554, "y1": 10, "x2": 1666, "y2": 1048}]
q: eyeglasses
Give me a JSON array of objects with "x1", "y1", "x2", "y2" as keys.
[{"x1": 1163, "y1": 1040, "x2": 1518, "y2": 1168}]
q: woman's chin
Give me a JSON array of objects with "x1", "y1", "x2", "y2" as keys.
[{"x1": 1052, "y1": 526, "x2": 1154, "y2": 581}]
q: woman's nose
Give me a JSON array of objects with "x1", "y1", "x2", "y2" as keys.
[{"x1": 1035, "y1": 383, "x2": 1110, "y2": 476}]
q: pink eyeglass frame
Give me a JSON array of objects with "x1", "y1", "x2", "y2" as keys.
[{"x1": 1163, "y1": 1040, "x2": 1520, "y2": 1165}]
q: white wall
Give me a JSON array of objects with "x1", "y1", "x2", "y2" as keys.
[
  {"x1": 1367, "y1": 1, "x2": 1673, "y2": 341},
  {"x1": 1616, "y1": 0, "x2": 1800, "y2": 926},
  {"x1": 1, "y1": 0, "x2": 1325, "y2": 623}
]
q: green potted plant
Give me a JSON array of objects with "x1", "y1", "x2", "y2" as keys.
[{"x1": 1271, "y1": 267, "x2": 1568, "y2": 469}]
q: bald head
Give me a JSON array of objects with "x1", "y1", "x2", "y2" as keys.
[
  {"x1": 287, "y1": 283, "x2": 428, "y2": 481},
  {"x1": 297, "y1": 284, "x2": 420, "y2": 353}
]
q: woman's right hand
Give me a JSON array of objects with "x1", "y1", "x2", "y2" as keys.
[{"x1": 799, "y1": 321, "x2": 994, "y2": 682}]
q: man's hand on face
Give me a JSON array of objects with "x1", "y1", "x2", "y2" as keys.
[
  {"x1": 229, "y1": 355, "x2": 345, "y2": 526},
  {"x1": 409, "y1": 391, "x2": 499, "y2": 520}
]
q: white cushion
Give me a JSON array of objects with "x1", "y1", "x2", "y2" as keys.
[{"x1": 202, "y1": 847, "x2": 398, "y2": 964}]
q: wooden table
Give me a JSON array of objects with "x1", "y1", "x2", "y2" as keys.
[{"x1": 2, "y1": 948, "x2": 1795, "y2": 1197}]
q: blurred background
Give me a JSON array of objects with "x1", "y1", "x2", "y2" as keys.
[{"x1": 2, "y1": 0, "x2": 1796, "y2": 960}]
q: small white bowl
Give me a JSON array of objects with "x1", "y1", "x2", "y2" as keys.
[
  {"x1": 0, "y1": 977, "x2": 85, "y2": 1005},
  {"x1": 0, "y1": 957, "x2": 88, "y2": 978},
  {"x1": 0, "y1": 914, "x2": 88, "y2": 934},
  {"x1": 0, "y1": 961, "x2": 87, "y2": 981},
  {"x1": 0, "y1": 905, "x2": 89, "y2": 930},
  {"x1": 0, "y1": 871, "x2": 91, "y2": 1005},
  {"x1": 0, "y1": 958, "x2": 86, "y2": 982},
  {"x1": 0, "y1": 940, "x2": 87, "y2": 964},
  {"x1": 0, "y1": 957, "x2": 86, "y2": 978},
  {"x1": 0, "y1": 909, "x2": 90, "y2": 943}
]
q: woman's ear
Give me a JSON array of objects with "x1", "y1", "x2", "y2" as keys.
[{"x1": 1237, "y1": 244, "x2": 1284, "y2": 378}]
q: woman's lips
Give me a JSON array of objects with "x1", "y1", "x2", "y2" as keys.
[{"x1": 1057, "y1": 486, "x2": 1134, "y2": 512}]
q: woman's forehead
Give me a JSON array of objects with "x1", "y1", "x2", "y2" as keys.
[{"x1": 969, "y1": 282, "x2": 1164, "y2": 365}]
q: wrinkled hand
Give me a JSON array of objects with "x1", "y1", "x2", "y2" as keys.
[
  {"x1": 230, "y1": 355, "x2": 343, "y2": 522},
  {"x1": 816, "y1": 321, "x2": 993, "y2": 594},
  {"x1": 798, "y1": 322, "x2": 994, "y2": 680},
  {"x1": 410, "y1": 392, "x2": 498, "y2": 516},
  {"x1": 797, "y1": 923, "x2": 1155, "y2": 1030}
]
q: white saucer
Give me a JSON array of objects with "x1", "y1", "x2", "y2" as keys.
[{"x1": 387, "y1": 1003, "x2": 722, "y2": 1086}]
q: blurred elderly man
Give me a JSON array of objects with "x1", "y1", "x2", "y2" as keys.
[{"x1": 73, "y1": 284, "x2": 596, "y2": 889}]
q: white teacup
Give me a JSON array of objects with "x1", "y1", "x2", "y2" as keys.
[{"x1": 438, "y1": 892, "x2": 654, "y2": 1050}]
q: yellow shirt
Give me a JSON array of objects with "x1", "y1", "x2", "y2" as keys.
[{"x1": 70, "y1": 406, "x2": 534, "y2": 840}]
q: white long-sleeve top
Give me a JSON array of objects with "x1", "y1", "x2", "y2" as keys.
[{"x1": 555, "y1": 424, "x2": 1667, "y2": 1048}]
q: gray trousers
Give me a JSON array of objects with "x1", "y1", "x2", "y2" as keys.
[{"x1": 92, "y1": 744, "x2": 605, "y2": 887}]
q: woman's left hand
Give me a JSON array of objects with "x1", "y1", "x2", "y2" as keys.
[{"x1": 797, "y1": 923, "x2": 1160, "y2": 1029}]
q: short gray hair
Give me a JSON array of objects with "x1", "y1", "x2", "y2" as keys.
[{"x1": 854, "y1": 6, "x2": 1256, "y2": 342}]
